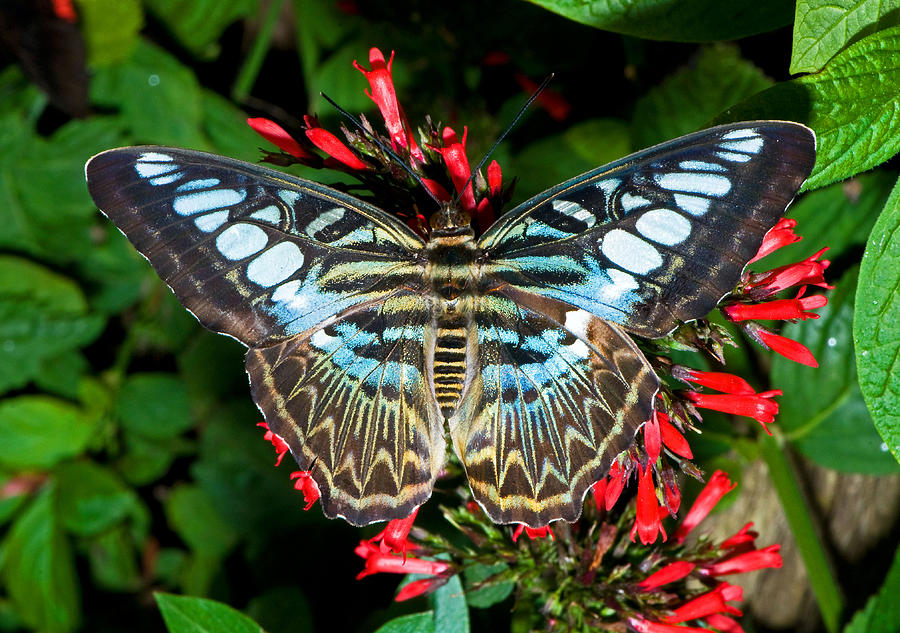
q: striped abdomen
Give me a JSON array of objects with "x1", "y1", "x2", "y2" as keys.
[{"x1": 433, "y1": 312, "x2": 469, "y2": 417}]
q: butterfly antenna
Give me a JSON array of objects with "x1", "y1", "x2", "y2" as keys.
[
  {"x1": 453, "y1": 73, "x2": 555, "y2": 206},
  {"x1": 319, "y1": 92, "x2": 443, "y2": 207}
]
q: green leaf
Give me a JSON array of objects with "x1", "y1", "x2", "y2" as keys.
[
  {"x1": 0, "y1": 474, "x2": 27, "y2": 526},
  {"x1": 373, "y1": 612, "x2": 435, "y2": 633},
  {"x1": 523, "y1": 0, "x2": 792, "y2": 42},
  {"x1": 758, "y1": 170, "x2": 895, "y2": 271},
  {"x1": 791, "y1": 0, "x2": 900, "y2": 74},
  {"x1": 633, "y1": 45, "x2": 772, "y2": 148},
  {"x1": 510, "y1": 118, "x2": 630, "y2": 203},
  {"x1": 77, "y1": 224, "x2": 150, "y2": 314},
  {"x1": 145, "y1": 0, "x2": 259, "y2": 60},
  {"x1": 774, "y1": 268, "x2": 899, "y2": 473},
  {"x1": 856, "y1": 175, "x2": 900, "y2": 466},
  {"x1": 1, "y1": 485, "x2": 80, "y2": 633},
  {"x1": 117, "y1": 433, "x2": 194, "y2": 486},
  {"x1": 34, "y1": 351, "x2": 89, "y2": 400},
  {"x1": 717, "y1": 26, "x2": 900, "y2": 191},
  {"x1": 85, "y1": 525, "x2": 142, "y2": 592},
  {"x1": 463, "y1": 563, "x2": 514, "y2": 608},
  {"x1": 74, "y1": 0, "x2": 143, "y2": 65},
  {"x1": 155, "y1": 594, "x2": 264, "y2": 633},
  {"x1": 245, "y1": 586, "x2": 313, "y2": 633},
  {"x1": 165, "y1": 485, "x2": 237, "y2": 559},
  {"x1": 54, "y1": 460, "x2": 148, "y2": 537},
  {"x1": 91, "y1": 39, "x2": 207, "y2": 147},
  {"x1": 0, "y1": 397, "x2": 96, "y2": 469},
  {"x1": 0, "y1": 66, "x2": 45, "y2": 120},
  {"x1": 201, "y1": 91, "x2": 267, "y2": 163},
  {"x1": 430, "y1": 574, "x2": 469, "y2": 633},
  {"x1": 117, "y1": 373, "x2": 194, "y2": 440},
  {"x1": 844, "y1": 543, "x2": 900, "y2": 633}
]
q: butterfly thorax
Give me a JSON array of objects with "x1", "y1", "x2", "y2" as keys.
[{"x1": 424, "y1": 227, "x2": 480, "y2": 418}]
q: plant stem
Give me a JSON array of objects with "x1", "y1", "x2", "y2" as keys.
[
  {"x1": 759, "y1": 430, "x2": 844, "y2": 633},
  {"x1": 232, "y1": 0, "x2": 287, "y2": 103}
]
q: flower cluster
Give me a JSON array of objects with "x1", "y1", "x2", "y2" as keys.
[{"x1": 247, "y1": 48, "x2": 827, "y2": 630}]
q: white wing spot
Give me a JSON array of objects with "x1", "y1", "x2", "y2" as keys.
[
  {"x1": 636, "y1": 208, "x2": 691, "y2": 246},
  {"x1": 138, "y1": 152, "x2": 173, "y2": 162},
  {"x1": 620, "y1": 192, "x2": 651, "y2": 212},
  {"x1": 679, "y1": 160, "x2": 726, "y2": 172},
  {"x1": 149, "y1": 172, "x2": 183, "y2": 186},
  {"x1": 305, "y1": 207, "x2": 346, "y2": 238},
  {"x1": 173, "y1": 188, "x2": 247, "y2": 216},
  {"x1": 655, "y1": 172, "x2": 731, "y2": 197},
  {"x1": 135, "y1": 162, "x2": 177, "y2": 178},
  {"x1": 717, "y1": 151, "x2": 752, "y2": 163},
  {"x1": 721, "y1": 128, "x2": 758, "y2": 140},
  {"x1": 601, "y1": 229, "x2": 662, "y2": 275},
  {"x1": 247, "y1": 242, "x2": 305, "y2": 287},
  {"x1": 194, "y1": 210, "x2": 229, "y2": 233},
  {"x1": 596, "y1": 178, "x2": 620, "y2": 196},
  {"x1": 720, "y1": 137, "x2": 764, "y2": 154},
  {"x1": 250, "y1": 205, "x2": 281, "y2": 224},
  {"x1": 279, "y1": 190, "x2": 301, "y2": 205},
  {"x1": 674, "y1": 193, "x2": 711, "y2": 216},
  {"x1": 215, "y1": 223, "x2": 268, "y2": 260},
  {"x1": 563, "y1": 309, "x2": 592, "y2": 338},
  {"x1": 552, "y1": 200, "x2": 595, "y2": 228},
  {"x1": 176, "y1": 178, "x2": 220, "y2": 192}
]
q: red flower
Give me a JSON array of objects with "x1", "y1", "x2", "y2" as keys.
[
  {"x1": 748, "y1": 247, "x2": 831, "y2": 297},
  {"x1": 592, "y1": 478, "x2": 608, "y2": 511},
  {"x1": 354, "y1": 540, "x2": 451, "y2": 579},
  {"x1": 512, "y1": 72, "x2": 572, "y2": 121},
  {"x1": 512, "y1": 524, "x2": 554, "y2": 542},
  {"x1": 395, "y1": 576, "x2": 449, "y2": 601},
  {"x1": 674, "y1": 471, "x2": 736, "y2": 544},
  {"x1": 644, "y1": 414, "x2": 662, "y2": 462},
  {"x1": 749, "y1": 218, "x2": 801, "y2": 263},
  {"x1": 247, "y1": 117, "x2": 316, "y2": 160},
  {"x1": 370, "y1": 508, "x2": 419, "y2": 559},
  {"x1": 631, "y1": 465, "x2": 667, "y2": 545},
  {"x1": 724, "y1": 287, "x2": 827, "y2": 322},
  {"x1": 52, "y1": 0, "x2": 77, "y2": 22},
  {"x1": 674, "y1": 368, "x2": 755, "y2": 395},
  {"x1": 433, "y1": 127, "x2": 476, "y2": 213},
  {"x1": 702, "y1": 544, "x2": 782, "y2": 576},
  {"x1": 353, "y1": 48, "x2": 423, "y2": 161},
  {"x1": 627, "y1": 616, "x2": 714, "y2": 633},
  {"x1": 746, "y1": 324, "x2": 819, "y2": 368},
  {"x1": 664, "y1": 477, "x2": 682, "y2": 514},
  {"x1": 303, "y1": 115, "x2": 371, "y2": 171},
  {"x1": 657, "y1": 412, "x2": 693, "y2": 459},
  {"x1": 662, "y1": 583, "x2": 742, "y2": 623},
  {"x1": 684, "y1": 390, "x2": 781, "y2": 434},
  {"x1": 605, "y1": 459, "x2": 627, "y2": 510},
  {"x1": 705, "y1": 614, "x2": 745, "y2": 633},
  {"x1": 720, "y1": 522, "x2": 759, "y2": 551},
  {"x1": 257, "y1": 421, "x2": 290, "y2": 466},
  {"x1": 289, "y1": 471, "x2": 320, "y2": 510},
  {"x1": 637, "y1": 561, "x2": 696, "y2": 591}
]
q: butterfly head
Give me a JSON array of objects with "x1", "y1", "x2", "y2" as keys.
[{"x1": 429, "y1": 203, "x2": 473, "y2": 237}]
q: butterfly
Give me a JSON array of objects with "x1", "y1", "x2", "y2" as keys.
[{"x1": 85, "y1": 121, "x2": 816, "y2": 527}]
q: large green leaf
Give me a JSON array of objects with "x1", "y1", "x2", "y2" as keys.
[
  {"x1": 116, "y1": 373, "x2": 194, "y2": 440},
  {"x1": 74, "y1": 0, "x2": 143, "y2": 65},
  {"x1": 1, "y1": 486, "x2": 80, "y2": 633},
  {"x1": 774, "y1": 269, "x2": 899, "y2": 473},
  {"x1": 155, "y1": 594, "x2": 264, "y2": 633},
  {"x1": 430, "y1": 574, "x2": 469, "y2": 633},
  {"x1": 718, "y1": 26, "x2": 900, "y2": 191},
  {"x1": 374, "y1": 612, "x2": 435, "y2": 633},
  {"x1": 0, "y1": 397, "x2": 96, "y2": 469},
  {"x1": 522, "y1": 0, "x2": 792, "y2": 42},
  {"x1": 632, "y1": 45, "x2": 772, "y2": 148},
  {"x1": 145, "y1": 0, "x2": 258, "y2": 60},
  {"x1": 464, "y1": 563, "x2": 514, "y2": 608},
  {"x1": 791, "y1": 0, "x2": 900, "y2": 74},
  {"x1": 54, "y1": 460, "x2": 149, "y2": 537},
  {"x1": 856, "y1": 175, "x2": 900, "y2": 465},
  {"x1": 844, "y1": 543, "x2": 900, "y2": 633},
  {"x1": 0, "y1": 257, "x2": 104, "y2": 394},
  {"x1": 85, "y1": 524, "x2": 143, "y2": 592}
]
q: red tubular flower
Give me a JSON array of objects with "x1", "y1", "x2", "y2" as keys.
[
  {"x1": 637, "y1": 561, "x2": 696, "y2": 591},
  {"x1": 749, "y1": 218, "x2": 801, "y2": 263},
  {"x1": 257, "y1": 421, "x2": 290, "y2": 466},
  {"x1": 674, "y1": 471, "x2": 736, "y2": 544},
  {"x1": 703, "y1": 544, "x2": 782, "y2": 576},
  {"x1": 644, "y1": 414, "x2": 662, "y2": 462},
  {"x1": 664, "y1": 478, "x2": 682, "y2": 514},
  {"x1": 627, "y1": 616, "x2": 713, "y2": 633},
  {"x1": 289, "y1": 471, "x2": 321, "y2": 510},
  {"x1": 433, "y1": 127, "x2": 477, "y2": 212},
  {"x1": 303, "y1": 116, "x2": 371, "y2": 171},
  {"x1": 512, "y1": 524, "x2": 554, "y2": 542},
  {"x1": 631, "y1": 465, "x2": 666, "y2": 545},
  {"x1": 370, "y1": 508, "x2": 419, "y2": 558},
  {"x1": 488, "y1": 160, "x2": 502, "y2": 197},
  {"x1": 705, "y1": 614, "x2": 745, "y2": 633},
  {"x1": 354, "y1": 540, "x2": 451, "y2": 579},
  {"x1": 724, "y1": 287, "x2": 827, "y2": 322},
  {"x1": 353, "y1": 48, "x2": 423, "y2": 161},
  {"x1": 684, "y1": 390, "x2": 781, "y2": 434},
  {"x1": 720, "y1": 522, "x2": 759, "y2": 551},
  {"x1": 247, "y1": 117, "x2": 316, "y2": 160},
  {"x1": 748, "y1": 325, "x2": 819, "y2": 368},
  {"x1": 592, "y1": 478, "x2": 608, "y2": 511},
  {"x1": 663, "y1": 583, "x2": 742, "y2": 624},
  {"x1": 674, "y1": 368, "x2": 755, "y2": 395},
  {"x1": 395, "y1": 576, "x2": 449, "y2": 601},
  {"x1": 52, "y1": 0, "x2": 77, "y2": 21},
  {"x1": 657, "y1": 413, "x2": 693, "y2": 459},
  {"x1": 605, "y1": 460, "x2": 627, "y2": 510},
  {"x1": 513, "y1": 72, "x2": 572, "y2": 121},
  {"x1": 748, "y1": 247, "x2": 831, "y2": 296}
]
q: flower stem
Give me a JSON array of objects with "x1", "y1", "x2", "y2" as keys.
[
  {"x1": 759, "y1": 430, "x2": 844, "y2": 633},
  {"x1": 231, "y1": 0, "x2": 287, "y2": 103}
]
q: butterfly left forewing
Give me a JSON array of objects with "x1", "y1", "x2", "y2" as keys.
[{"x1": 479, "y1": 121, "x2": 816, "y2": 338}]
